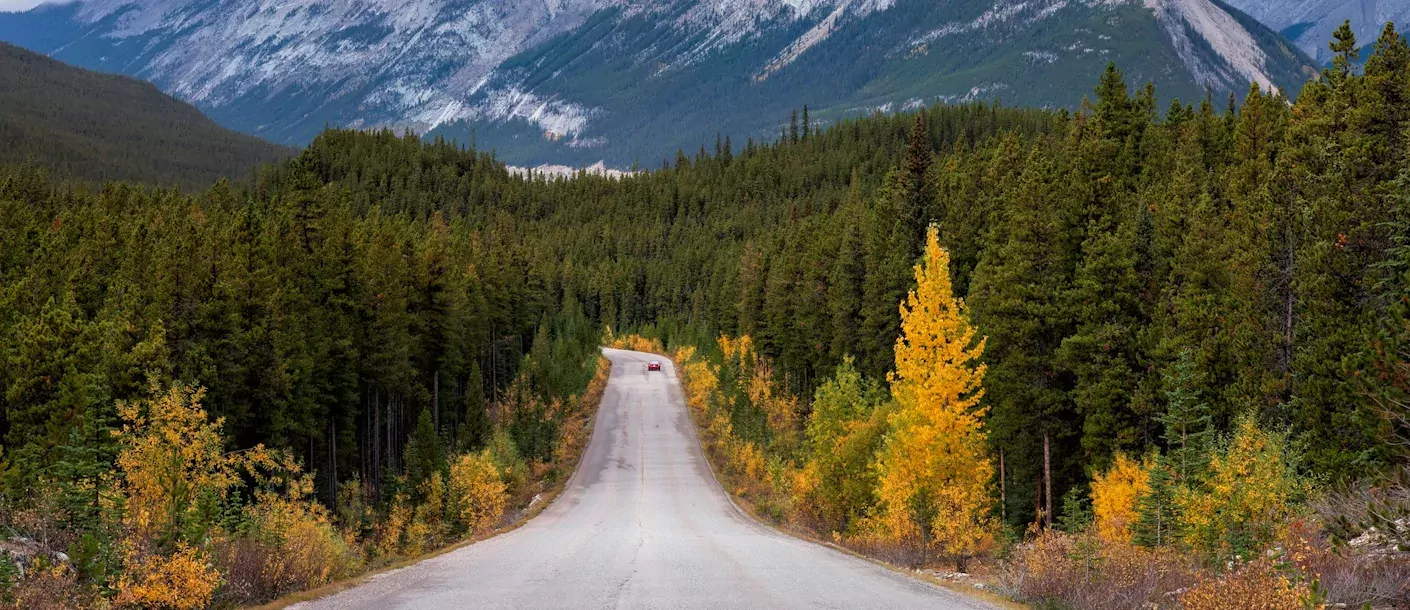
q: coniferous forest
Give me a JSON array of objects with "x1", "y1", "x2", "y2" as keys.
[{"x1": 2, "y1": 21, "x2": 1410, "y2": 609}]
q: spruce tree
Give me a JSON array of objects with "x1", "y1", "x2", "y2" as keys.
[
  {"x1": 1160, "y1": 350, "x2": 1212, "y2": 482},
  {"x1": 405, "y1": 408, "x2": 442, "y2": 495},
  {"x1": 1132, "y1": 457, "x2": 1178, "y2": 547},
  {"x1": 1058, "y1": 206, "x2": 1146, "y2": 473},
  {"x1": 969, "y1": 143, "x2": 1072, "y2": 527}
]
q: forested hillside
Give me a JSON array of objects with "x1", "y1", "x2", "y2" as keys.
[
  {"x1": 1, "y1": 20, "x2": 1408, "y2": 609},
  {"x1": 0, "y1": 43, "x2": 293, "y2": 189}
]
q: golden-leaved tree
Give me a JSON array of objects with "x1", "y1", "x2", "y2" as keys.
[
  {"x1": 875, "y1": 226, "x2": 994, "y2": 570},
  {"x1": 1090, "y1": 452, "x2": 1152, "y2": 543}
]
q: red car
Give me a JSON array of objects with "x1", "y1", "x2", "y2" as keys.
[{"x1": 647, "y1": 361, "x2": 662, "y2": 371}]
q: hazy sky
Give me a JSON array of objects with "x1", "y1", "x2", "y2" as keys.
[{"x1": 0, "y1": 0, "x2": 49, "y2": 13}]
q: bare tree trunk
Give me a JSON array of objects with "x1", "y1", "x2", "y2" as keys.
[
  {"x1": 1043, "y1": 432, "x2": 1052, "y2": 529},
  {"x1": 329, "y1": 420, "x2": 337, "y2": 505},
  {"x1": 1283, "y1": 227, "x2": 1295, "y2": 371},
  {"x1": 374, "y1": 390, "x2": 381, "y2": 487},
  {"x1": 1034, "y1": 474, "x2": 1043, "y2": 529},
  {"x1": 999, "y1": 449, "x2": 1007, "y2": 525},
  {"x1": 386, "y1": 393, "x2": 394, "y2": 475}
]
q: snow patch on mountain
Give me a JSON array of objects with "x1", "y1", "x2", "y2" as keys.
[
  {"x1": 51, "y1": 0, "x2": 621, "y2": 137},
  {"x1": 912, "y1": 1, "x2": 1033, "y2": 44},
  {"x1": 757, "y1": 0, "x2": 893, "y2": 79},
  {"x1": 506, "y1": 160, "x2": 633, "y2": 179},
  {"x1": 415, "y1": 84, "x2": 597, "y2": 140},
  {"x1": 637, "y1": 0, "x2": 894, "y2": 73}
]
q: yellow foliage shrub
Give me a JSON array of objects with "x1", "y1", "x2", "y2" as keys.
[
  {"x1": 115, "y1": 543, "x2": 221, "y2": 610},
  {"x1": 375, "y1": 492, "x2": 412, "y2": 558},
  {"x1": 243, "y1": 485, "x2": 359, "y2": 595},
  {"x1": 1091, "y1": 453, "x2": 1153, "y2": 543},
  {"x1": 747, "y1": 362, "x2": 799, "y2": 444},
  {"x1": 603, "y1": 329, "x2": 664, "y2": 354},
  {"x1": 114, "y1": 384, "x2": 242, "y2": 541},
  {"x1": 402, "y1": 514, "x2": 431, "y2": 557},
  {"x1": 1177, "y1": 416, "x2": 1306, "y2": 559},
  {"x1": 448, "y1": 451, "x2": 507, "y2": 534},
  {"x1": 1180, "y1": 558, "x2": 1322, "y2": 610},
  {"x1": 788, "y1": 460, "x2": 823, "y2": 527},
  {"x1": 421, "y1": 472, "x2": 446, "y2": 522},
  {"x1": 730, "y1": 441, "x2": 768, "y2": 483}
]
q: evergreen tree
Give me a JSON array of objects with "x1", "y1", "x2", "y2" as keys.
[
  {"x1": 1132, "y1": 456, "x2": 1179, "y2": 547},
  {"x1": 1160, "y1": 350, "x2": 1212, "y2": 482},
  {"x1": 969, "y1": 144, "x2": 1071, "y2": 527},
  {"x1": 827, "y1": 206, "x2": 865, "y2": 364},
  {"x1": 1058, "y1": 201, "x2": 1147, "y2": 472},
  {"x1": 405, "y1": 408, "x2": 443, "y2": 496}
]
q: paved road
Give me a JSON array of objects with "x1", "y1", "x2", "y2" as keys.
[{"x1": 294, "y1": 348, "x2": 988, "y2": 610}]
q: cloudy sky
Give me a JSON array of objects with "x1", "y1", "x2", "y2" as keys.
[{"x1": 1, "y1": 0, "x2": 49, "y2": 12}]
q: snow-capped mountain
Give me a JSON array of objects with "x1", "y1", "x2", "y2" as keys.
[
  {"x1": 0, "y1": 0, "x2": 1316, "y2": 165},
  {"x1": 1221, "y1": 0, "x2": 1408, "y2": 64}
]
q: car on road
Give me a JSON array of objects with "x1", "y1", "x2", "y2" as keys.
[{"x1": 647, "y1": 361, "x2": 661, "y2": 371}]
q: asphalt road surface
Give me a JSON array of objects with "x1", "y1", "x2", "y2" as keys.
[{"x1": 293, "y1": 348, "x2": 989, "y2": 610}]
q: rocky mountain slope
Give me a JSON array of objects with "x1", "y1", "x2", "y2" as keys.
[
  {"x1": 1222, "y1": 0, "x2": 1408, "y2": 64},
  {"x1": 0, "y1": 41, "x2": 293, "y2": 188},
  {"x1": 0, "y1": 0, "x2": 1316, "y2": 165}
]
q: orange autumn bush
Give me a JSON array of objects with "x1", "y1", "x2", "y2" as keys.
[
  {"x1": 1180, "y1": 557, "x2": 1322, "y2": 610},
  {"x1": 114, "y1": 543, "x2": 221, "y2": 610}
]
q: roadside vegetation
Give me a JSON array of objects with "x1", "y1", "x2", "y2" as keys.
[{"x1": 613, "y1": 221, "x2": 1410, "y2": 607}]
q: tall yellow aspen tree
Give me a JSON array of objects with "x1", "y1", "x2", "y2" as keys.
[{"x1": 876, "y1": 225, "x2": 993, "y2": 570}]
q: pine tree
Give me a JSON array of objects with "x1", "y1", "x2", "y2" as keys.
[
  {"x1": 404, "y1": 408, "x2": 442, "y2": 495},
  {"x1": 1058, "y1": 202, "x2": 1146, "y2": 472},
  {"x1": 876, "y1": 226, "x2": 992, "y2": 571},
  {"x1": 828, "y1": 196, "x2": 866, "y2": 364},
  {"x1": 1132, "y1": 456, "x2": 1179, "y2": 547},
  {"x1": 897, "y1": 113, "x2": 932, "y2": 253},
  {"x1": 859, "y1": 173, "x2": 912, "y2": 379},
  {"x1": 461, "y1": 360, "x2": 490, "y2": 450},
  {"x1": 1160, "y1": 350, "x2": 1212, "y2": 482},
  {"x1": 969, "y1": 144, "x2": 1071, "y2": 527}
]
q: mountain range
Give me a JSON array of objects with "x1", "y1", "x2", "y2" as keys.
[
  {"x1": 1222, "y1": 0, "x2": 1409, "y2": 64},
  {"x1": 0, "y1": 0, "x2": 1318, "y2": 165}
]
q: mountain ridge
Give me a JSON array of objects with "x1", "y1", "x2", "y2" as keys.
[
  {"x1": 0, "y1": 40, "x2": 294, "y2": 189},
  {"x1": 1, "y1": 0, "x2": 1316, "y2": 165},
  {"x1": 1221, "y1": 0, "x2": 1408, "y2": 63}
]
